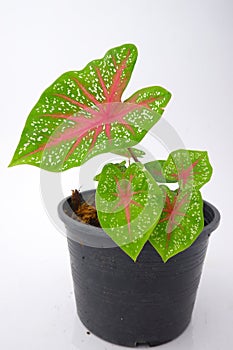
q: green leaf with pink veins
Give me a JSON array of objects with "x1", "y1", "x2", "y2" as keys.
[
  {"x1": 9, "y1": 43, "x2": 171, "y2": 172},
  {"x1": 96, "y1": 163, "x2": 164, "y2": 261},
  {"x1": 145, "y1": 150, "x2": 213, "y2": 188},
  {"x1": 162, "y1": 150, "x2": 213, "y2": 190},
  {"x1": 149, "y1": 185, "x2": 204, "y2": 262}
]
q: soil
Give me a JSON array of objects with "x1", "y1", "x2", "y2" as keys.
[{"x1": 69, "y1": 189, "x2": 101, "y2": 227}]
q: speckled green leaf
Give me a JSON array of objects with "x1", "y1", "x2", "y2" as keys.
[
  {"x1": 144, "y1": 160, "x2": 177, "y2": 183},
  {"x1": 162, "y1": 150, "x2": 213, "y2": 190},
  {"x1": 9, "y1": 44, "x2": 171, "y2": 172},
  {"x1": 149, "y1": 185, "x2": 204, "y2": 262},
  {"x1": 96, "y1": 163, "x2": 164, "y2": 261},
  {"x1": 94, "y1": 161, "x2": 127, "y2": 181}
]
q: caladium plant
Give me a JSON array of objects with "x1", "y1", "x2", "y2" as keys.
[{"x1": 9, "y1": 43, "x2": 213, "y2": 262}]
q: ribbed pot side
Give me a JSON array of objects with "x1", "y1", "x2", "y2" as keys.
[{"x1": 58, "y1": 190, "x2": 220, "y2": 347}]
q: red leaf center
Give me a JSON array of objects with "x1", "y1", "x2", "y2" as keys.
[
  {"x1": 112, "y1": 175, "x2": 144, "y2": 237},
  {"x1": 159, "y1": 191, "x2": 189, "y2": 248}
]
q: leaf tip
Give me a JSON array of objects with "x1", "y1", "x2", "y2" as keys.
[
  {"x1": 162, "y1": 256, "x2": 169, "y2": 263},
  {"x1": 8, "y1": 158, "x2": 17, "y2": 168}
]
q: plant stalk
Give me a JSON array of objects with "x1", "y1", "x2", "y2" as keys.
[{"x1": 127, "y1": 148, "x2": 140, "y2": 163}]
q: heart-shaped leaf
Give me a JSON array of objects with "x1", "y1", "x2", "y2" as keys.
[
  {"x1": 96, "y1": 163, "x2": 164, "y2": 261},
  {"x1": 9, "y1": 44, "x2": 171, "y2": 172},
  {"x1": 149, "y1": 185, "x2": 204, "y2": 262},
  {"x1": 162, "y1": 150, "x2": 213, "y2": 190}
]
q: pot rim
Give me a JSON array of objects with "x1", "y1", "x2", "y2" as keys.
[{"x1": 57, "y1": 189, "x2": 221, "y2": 242}]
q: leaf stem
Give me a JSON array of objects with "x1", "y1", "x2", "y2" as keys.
[{"x1": 127, "y1": 148, "x2": 140, "y2": 163}]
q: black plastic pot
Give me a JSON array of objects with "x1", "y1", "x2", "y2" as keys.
[{"x1": 58, "y1": 190, "x2": 220, "y2": 347}]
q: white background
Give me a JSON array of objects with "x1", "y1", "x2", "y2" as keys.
[{"x1": 0, "y1": 0, "x2": 233, "y2": 349}]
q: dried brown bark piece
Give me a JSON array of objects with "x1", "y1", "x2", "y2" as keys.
[{"x1": 70, "y1": 189, "x2": 100, "y2": 227}]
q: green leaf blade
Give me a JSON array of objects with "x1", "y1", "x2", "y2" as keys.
[
  {"x1": 96, "y1": 163, "x2": 164, "y2": 261},
  {"x1": 94, "y1": 161, "x2": 127, "y2": 182},
  {"x1": 9, "y1": 44, "x2": 171, "y2": 172},
  {"x1": 149, "y1": 186, "x2": 204, "y2": 262},
  {"x1": 162, "y1": 150, "x2": 213, "y2": 190}
]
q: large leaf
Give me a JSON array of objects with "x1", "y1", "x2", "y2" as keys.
[
  {"x1": 96, "y1": 163, "x2": 164, "y2": 261},
  {"x1": 162, "y1": 150, "x2": 213, "y2": 190},
  {"x1": 149, "y1": 185, "x2": 204, "y2": 262},
  {"x1": 9, "y1": 44, "x2": 171, "y2": 172}
]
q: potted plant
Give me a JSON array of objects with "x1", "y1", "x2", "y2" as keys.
[{"x1": 9, "y1": 43, "x2": 220, "y2": 347}]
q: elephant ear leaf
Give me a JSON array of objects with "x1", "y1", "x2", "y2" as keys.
[
  {"x1": 149, "y1": 185, "x2": 204, "y2": 262},
  {"x1": 162, "y1": 150, "x2": 213, "y2": 190},
  {"x1": 96, "y1": 163, "x2": 164, "y2": 261},
  {"x1": 9, "y1": 44, "x2": 171, "y2": 172},
  {"x1": 9, "y1": 44, "x2": 137, "y2": 171}
]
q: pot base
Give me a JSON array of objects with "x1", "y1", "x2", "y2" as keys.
[
  {"x1": 78, "y1": 308, "x2": 191, "y2": 347},
  {"x1": 68, "y1": 237, "x2": 204, "y2": 347}
]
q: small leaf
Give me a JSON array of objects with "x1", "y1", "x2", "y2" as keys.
[
  {"x1": 149, "y1": 185, "x2": 204, "y2": 262},
  {"x1": 96, "y1": 163, "x2": 164, "y2": 261},
  {"x1": 94, "y1": 161, "x2": 127, "y2": 181},
  {"x1": 125, "y1": 86, "x2": 172, "y2": 115},
  {"x1": 162, "y1": 150, "x2": 213, "y2": 190},
  {"x1": 111, "y1": 147, "x2": 145, "y2": 159},
  {"x1": 144, "y1": 160, "x2": 177, "y2": 183}
]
